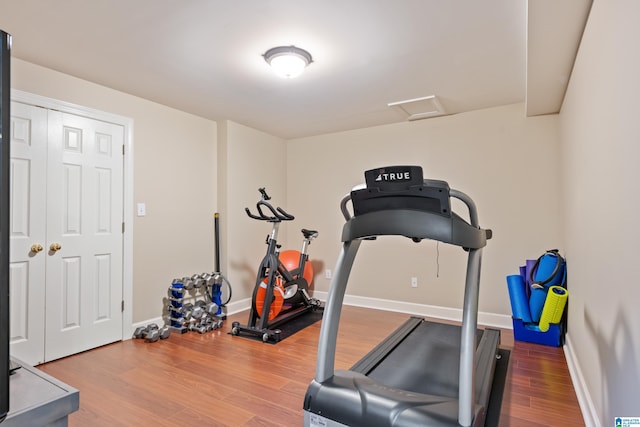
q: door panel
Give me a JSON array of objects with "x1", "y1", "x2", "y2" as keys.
[
  {"x1": 9, "y1": 102, "x2": 125, "y2": 364},
  {"x1": 8, "y1": 102, "x2": 47, "y2": 365},
  {"x1": 44, "y1": 111, "x2": 124, "y2": 362}
]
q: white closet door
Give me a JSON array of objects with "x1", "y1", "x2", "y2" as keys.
[
  {"x1": 8, "y1": 102, "x2": 48, "y2": 365},
  {"x1": 44, "y1": 110, "x2": 124, "y2": 362}
]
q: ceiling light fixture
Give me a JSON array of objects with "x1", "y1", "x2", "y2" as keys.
[{"x1": 264, "y1": 45, "x2": 313, "y2": 78}]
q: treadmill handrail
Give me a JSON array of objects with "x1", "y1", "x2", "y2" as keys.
[
  {"x1": 339, "y1": 183, "x2": 491, "y2": 249},
  {"x1": 342, "y1": 183, "x2": 478, "y2": 226}
]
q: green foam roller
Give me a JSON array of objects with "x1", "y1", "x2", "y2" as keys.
[{"x1": 539, "y1": 286, "x2": 568, "y2": 332}]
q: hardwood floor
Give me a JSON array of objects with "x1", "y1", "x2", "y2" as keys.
[{"x1": 37, "y1": 306, "x2": 584, "y2": 426}]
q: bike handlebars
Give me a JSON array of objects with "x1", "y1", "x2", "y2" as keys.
[
  {"x1": 258, "y1": 187, "x2": 271, "y2": 201},
  {"x1": 245, "y1": 187, "x2": 295, "y2": 222}
]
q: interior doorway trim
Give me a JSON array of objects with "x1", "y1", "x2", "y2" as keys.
[{"x1": 11, "y1": 88, "x2": 135, "y2": 340}]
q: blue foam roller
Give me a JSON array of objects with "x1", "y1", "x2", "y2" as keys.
[
  {"x1": 506, "y1": 274, "x2": 532, "y2": 322},
  {"x1": 529, "y1": 287, "x2": 548, "y2": 323}
]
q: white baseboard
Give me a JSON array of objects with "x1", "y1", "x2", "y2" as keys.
[
  {"x1": 223, "y1": 297, "x2": 252, "y2": 316},
  {"x1": 130, "y1": 293, "x2": 512, "y2": 339},
  {"x1": 564, "y1": 333, "x2": 601, "y2": 427},
  {"x1": 312, "y1": 291, "x2": 513, "y2": 330}
]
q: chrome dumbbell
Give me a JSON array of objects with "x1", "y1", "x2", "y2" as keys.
[
  {"x1": 191, "y1": 305, "x2": 205, "y2": 320},
  {"x1": 204, "y1": 302, "x2": 219, "y2": 316},
  {"x1": 201, "y1": 273, "x2": 216, "y2": 288},
  {"x1": 189, "y1": 274, "x2": 204, "y2": 289},
  {"x1": 158, "y1": 326, "x2": 171, "y2": 340},
  {"x1": 182, "y1": 303, "x2": 194, "y2": 320},
  {"x1": 132, "y1": 323, "x2": 162, "y2": 342},
  {"x1": 169, "y1": 279, "x2": 186, "y2": 295},
  {"x1": 147, "y1": 325, "x2": 170, "y2": 342},
  {"x1": 182, "y1": 276, "x2": 195, "y2": 290}
]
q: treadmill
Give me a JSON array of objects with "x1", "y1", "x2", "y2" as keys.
[{"x1": 303, "y1": 166, "x2": 501, "y2": 427}]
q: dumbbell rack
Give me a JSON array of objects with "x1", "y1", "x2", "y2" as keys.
[
  {"x1": 167, "y1": 273, "x2": 227, "y2": 334},
  {"x1": 168, "y1": 280, "x2": 189, "y2": 333},
  {"x1": 167, "y1": 214, "x2": 232, "y2": 335}
]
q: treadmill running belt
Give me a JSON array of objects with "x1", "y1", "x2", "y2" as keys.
[{"x1": 366, "y1": 321, "x2": 483, "y2": 398}]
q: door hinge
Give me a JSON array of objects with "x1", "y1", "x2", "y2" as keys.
[
  {"x1": 121, "y1": 300, "x2": 125, "y2": 312},
  {"x1": 122, "y1": 145, "x2": 125, "y2": 156},
  {"x1": 122, "y1": 222, "x2": 125, "y2": 233}
]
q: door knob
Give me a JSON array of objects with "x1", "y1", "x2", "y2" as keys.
[
  {"x1": 31, "y1": 244, "x2": 44, "y2": 253},
  {"x1": 49, "y1": 243, "x2": 62, "y2": 252}
]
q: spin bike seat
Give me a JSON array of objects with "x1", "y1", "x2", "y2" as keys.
[{"x1": 302, "y1": 229, "x2": 319, "y2": 239}]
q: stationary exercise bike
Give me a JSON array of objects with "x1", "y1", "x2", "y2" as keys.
[{"x1": 231, "y1": 188, "x2": 321, "y2": 342}]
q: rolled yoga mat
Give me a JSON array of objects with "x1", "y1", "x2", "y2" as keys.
[
  {"x1": 519, "y1": 265, "x2": 530, "y2": 299},
  {"x1": 506, "y1": 274, "x2": 532, "y2": 322},
  {"x1": 538, "y1": 286, "x2": 568, "y2": 332},
  {"x1": 525, "y1": 259, "x2": 537, "y2": 289},
  {"x1": 529, "y1": 287, "x2": 547, "y2": 323},
  {"x1": 531, "y1": 252, "x2": 565, "y2": 288}
]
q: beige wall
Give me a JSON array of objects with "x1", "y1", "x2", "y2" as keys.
[
  {"x1": 560, "y1": 0, "x2": 640, "y2": 422},
  {"x1": 219, "y1": 121, "x2": 287, "y2": 304},
  {"x1": 12, "y1": 59, "x2": 218, "y2": 323},
  {"x1": 287, "y1": 103, "x2": 562, "y2": 316},
  {"x1": 10, "y1": 60, "x2": 565, "y2": 325}
]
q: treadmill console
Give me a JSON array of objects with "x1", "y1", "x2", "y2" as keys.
[{"x1": 352, "y1": 165, "x2": 451, "y2": 217}]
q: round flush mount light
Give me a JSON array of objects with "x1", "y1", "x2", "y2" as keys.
[{"x1": 263, "y1": 45, "x2": 313, "y2": 78}]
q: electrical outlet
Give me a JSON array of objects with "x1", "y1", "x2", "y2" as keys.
[
  {"x1": 136, "y1": 203, "x2": 146, "y2": 217},
  {"x1": 411, "y1": 277, "x2": 418, "y2": 288},
  {"x1": 325, "y1": 269, "x2": 332, "y2": 279}
]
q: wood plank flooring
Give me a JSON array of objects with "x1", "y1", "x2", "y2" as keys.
[{"x1": 38, "y1": 306, "x2": 584, "y2": 426}]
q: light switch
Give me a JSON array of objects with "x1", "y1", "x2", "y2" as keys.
[{"x1": 137, "y1": 203, "x2": 146, "y2": 217}]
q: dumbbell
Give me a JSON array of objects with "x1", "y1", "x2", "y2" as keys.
[
  {"x1": 146, "y1": 328, "x2": 160, "y2": 342},
  {"x1": 204, "y1": 302, "x2": 219, "y2": 316},
  {"x1": 169, "y1": 279, "x2": 185, "y2": 295},
  {"x1": 196, "y1": 318, "x2": 210, "y2": 334},
  {"x1": 211, "y1": 273, "x2": 224, "y2": 286},
  {"x1": 158, "y1": 326, "x2": 170, "y2": 340},
  {"x1": 201, "y1": 273, "x2": 216, "y2": 288},
  {"x1": 169, "y1": 316, "x2": 185, "y2": 326},
  {"x1": 182, "y1": 276, "x2": 195, "y2": 290},
  {"x1": 133, "y1": 326, "x2": 147, "y2": 339},
  {"x1": 207, "y1": 317, "x2": 222, "y2": 331},
  {"x1": 191, "y1": 305, "x2": 205, "y2": 320},
  {"x1": 145, "y1": 325, "x2": 171, "y2": 342},
  {"x1": 191, "y1": 274, "x2": 205, "y2": 289},
  {"x1": 188, "y1": 320, "x2": 201, "y2": 332},
  {"x1": 133, "y1": 323, "x2": 158, "y2": 339},
  {"x1": 182, "y1": 302, "x2": 194, "y2": 316},
  {"x1": 167, "y1": 304, "x2": 185, "y2": 313},
  {"x1": 203, "y1": 275, "x2": 214, "y2": 288},
  {"x1": 206, "y1": 319, "x2": 217, "y2": 332}
]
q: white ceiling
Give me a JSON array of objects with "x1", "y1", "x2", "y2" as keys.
[{"x1": 0, "y1": 0, "x2": 591, "y2": 139}]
